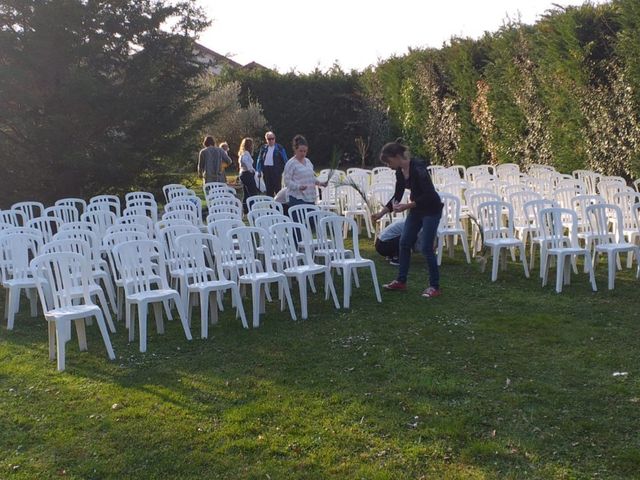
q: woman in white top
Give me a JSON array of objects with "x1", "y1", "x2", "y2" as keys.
[
  {"x1": 283, "y1": 134, "x2": 327, "y2": 208},
  {"x1": 238, "y1": 137, "x2": 259, "y2": 213}
]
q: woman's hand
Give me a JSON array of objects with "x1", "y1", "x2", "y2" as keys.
[{"x1": 300, "y1": 184, "x2": 308, "y2": 191}]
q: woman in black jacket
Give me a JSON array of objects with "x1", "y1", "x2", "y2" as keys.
[{"x1": 371, "y1": 141, "x2": 444, "y2": 298}]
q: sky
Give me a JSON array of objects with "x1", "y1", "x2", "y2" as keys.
[{"x1": 196, "y1": 0, "x2": 605, "y2": 73}]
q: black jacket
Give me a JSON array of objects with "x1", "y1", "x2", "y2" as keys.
[{"x1": 385, "y1": 158, "x2": 443, "y2": 216}]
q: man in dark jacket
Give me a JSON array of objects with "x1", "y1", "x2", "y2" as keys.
[{"x1": 256, "y1": 131, "x2": 288, "y2": 197}]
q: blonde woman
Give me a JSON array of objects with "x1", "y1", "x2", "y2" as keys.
[{"x1": 238, "y1": 137, "x2": 259, "y2": 213}]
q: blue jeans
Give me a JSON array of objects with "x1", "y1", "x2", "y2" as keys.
[{"x1": 397, "y1": 211, "x2": 441, "y2": 288}]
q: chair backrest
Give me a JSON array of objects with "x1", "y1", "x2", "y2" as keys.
[
  {"x1": 203, "y1": 182, "x2": 235, "y2": 198},
  {"x1": 53, "y1": 228, "x2": 101, "y2": 265},
  {"x1": 539, "y1": 207, "x2": 579, "y2": 249},
  {"x1": 175, "y1": 232, "x2": 227, "y2": 284},
  {"x1": 157, "y1": 224, "x2": 200, "y2": 266},
  {"x1": 55, "y1": 198, "x2": 87, "y2": 215},
  {"x1": 206, "y1": 211, "x2": 242, "y2": 224},
  {"x1": 249, "y1": 199, "x2": 283, "y2": 214},
  {"x1": 467, "y1": 192, "x2": 501, "y2": 218},
  {"x1": 466, "y1": 165, "x2": 494, "y2": 183},
  {"x1": 227, "y1": 226, "x2": 273, "y2": 275},
  {"x1": 246, "y1": 195, "x2": 274, "y2": 212},
  {"x1": 612, "y1": 191, "x2": 640, "y2": 230},
  {"x1": 553, "y1": 186, "x2": 581, "y2": 210},
  {"x1": 12, "y1": 201, "x2": 45, "y2": 222},
  {"x1": 571, "y1": 194, "x2": 604, "y2": 226},
  {"x1": 586, "y1": 203, "x2": 624, "y2": 243},
  {"x1": 254, "y1": 213, "x2": 291, "y2": 231},
  {"x1": 161, "y1": 209, "x2": 201, "y2": 227},
  {"x1": 247, "y1": 208, "x2": 281, "y2": 227},
  {"x1": 44, "y1": 205, "x2": 80, "y2": 225},
  {"x1": 572, "y1": 170, "x2": 600, "y2": 195},
  {"x1": 438, "y1": 193, "x2": 462, "y2": 229},
  {"x1": 0, "y1": 209, "x2": 26, "y2": 227},
  {"x1": 269, "y1": 222, "x2": 314, "y2": 270},
  {"x1": 26, "y1": 216, "x2": 61, "y2": 244},
  {"x1": 165, "y1": 199, "x2": 202, "y2": 221},
  {"x1": 478, "y1": 200, "x2": 514, "y2": 240},
  {"x1": 42, "y1": 238, "x2": 92, "y2": 259},
  {"x1": 114, "y1": 240, "x2": 169, "y2": 294},
  {"x1": 58, "y1": 221, "x2": 96, "y2": 233},
  {"x1": 509, "y1": 190, "x2": 542, "y2": 223},
  {"x1": 117, "y1": 214, "x2": 155, "y2": 238},
  {"x1": 288, "y1": 204, "x2": 319, "y2": 225},
  {"x1": 207, "y1": 218, "x2": 245, "y2": 239},
  {"x1": 523, "y1": 199, "x2": 558, "y2": 230},
  {"x1": 169, "y1": 188, "x2": 198, "y2": 203},
  {"x1": 125, "y1": 191, "x2": 155, "y2": 206},
  {"x1": 30, "y1": 252, "x2": 93, "y2": 311},
  {"x1": 88, "y1": 195, "x2": 121, "y2": 217},
  {"x1": 162, "y1": 184, "x2": 187, "y2": 203},
  {"x1": 81, "y1": 210, "x2": 117, "y2": 239},
  {"x1": 0, "y1": 232, "x2": 42, "y2": 280},
  {"x1": 318, "y1": 215, "x2": 364, "y2": 262}
]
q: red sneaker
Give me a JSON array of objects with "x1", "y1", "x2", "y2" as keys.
[
  {"x1": 421, "y1": 287, "x2": 442, "y2": 298},
  {"x1": 383, "y1": 280, "x2": 407, "y2": 291}
]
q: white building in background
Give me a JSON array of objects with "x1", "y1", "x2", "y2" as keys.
[{"x1": 193, "y1": 43, "x2": 268, "y2": 75}]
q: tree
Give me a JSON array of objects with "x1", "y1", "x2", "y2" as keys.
[{"x1": 0, "y1": 0, "x2": 211, "y2": 206}]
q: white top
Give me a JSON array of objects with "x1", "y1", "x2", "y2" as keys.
[
  {"x1": 239, "y1": 151, "x2": 255, "y2": 173},
  {"x1": 264, "y1": 146, "x2": 275, "y2": 166},
  {"x1": 284, "y1": 157, "x2": 317, "y2": 203}
]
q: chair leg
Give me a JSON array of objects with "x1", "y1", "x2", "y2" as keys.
[
  {"x1": 231, "y1": 286, "x2": 248, "y2": 329},
  {"x1": 281, "y1": 278, "x2": 297, "y2": 321},
  {"x1": 138, "y1": 303, "x2": 148, "y2": 353},
  {"x1": 251, "y1": 283, "x2": 261, "y2": 328},
  {"x1": 200, "y1": 292, "x2": 209, "y2": 339},
  {"x1": 491, "y1": 248, "x2": 500, "y2": 282},
  {"x1": 584, "y1": 252, "x2": 597, "y2": 291},
  {"x1": 75, "y1": 318, "x2": 88, "y2": 351},
  {"x1": 94, "y1": 311, "x2": 115, "y2": 360},
  {"x1": 55, "y1": 322, "x2": 67, "y2": 371},
  {"x1": 461, "y1": 233, "x2": 471, "y2": 264},
  {"x1": 342, "y1": 267, "x2": 352, "y2": 309},
  {"x1": 153, "y1": 302, "x2": 164, "y2": 334},
  {"x1": 6, "y1": 287, "x2": 20, "y2": 330},
  {"x1": 28, "y1": 289, "x2": 38, "y2": 317},
  {"x1": 48, "y1": 321, "x2": 56, "y2": 361},
  {"x1": 96, "y1": 290, "x2": 116, "y2": 333},
  {"x1": 173, "y1": 294, "x2": 192, "y2": 341},
  {"x1": 297, "y1": 276, "x2": 307, "y2": 320},
  {"x1": 127, "y1": 302, "x2": 135, "y2": 342},
  {"x1": 369, "y1": 263, "x2": 382, "y2": 303},
  {"x1": 520, "y1": 245, "x2": 529, "y2": 278},
  {"x1": 607, "y1": 254, "x2": 616, "y2": 290},
  {"x1": 325, "y1": 270, "x2": 340, "y2": 309},
  {"x1": 555, "y1": 255, "x2": 564, "y2": 293}
]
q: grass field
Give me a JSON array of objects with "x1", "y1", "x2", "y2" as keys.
[{"x1": 1, "y1": 240, "x2": 639, "y2": 479}]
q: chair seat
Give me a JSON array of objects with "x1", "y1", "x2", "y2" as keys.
[
  {"x1": 595, "y1": 243, "x2": 636, "y2": 252},
  {"x1": 547, "y1": 247, "x2": 587, "y2": 255},
  {"x1": 45, "y1": 304, "x2": 102, "y2": 322},
  {"x1": 284, "y1": 264, "x2": 327, "y2": 276},
  {"x1": 485, "y1": 238, "x2": 523, "y2": 248},
  {"x1": 127, "y1": 289, "x2": 178, "y2": 303},
  {"x1": 239, "y1": 272, "x2": 284, "y2": 283},
  {"x1": 330, "y1": 258, "x2": 373, "y2": 268},
  {"x1": 189, "y1": 279, "x2": 235, "y2": 291}
]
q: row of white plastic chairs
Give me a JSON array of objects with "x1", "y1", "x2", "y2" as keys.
[
  {"x1": 0, "y1": 208, "x2": 383, "y2": 370},
  {"x1": 435, "y1": 191, "x2": 640, "y2": 290}
]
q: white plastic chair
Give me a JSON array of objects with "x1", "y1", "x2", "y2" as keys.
[
  {"x1": 437, "y1": 193, "x2": 470, "y2": 265},
  {"x1": 55, "y1": 198, "x2": 87, "y2": 216},
  {"x1": 117, "y1": 214, "x2": 155, "y2": 239},
  {"x1": 30, "y1": 252, "x2": 115, "y2": 371},
  {"x1": 0, "y1": 209, "x2": 26, "y2": 227},
  {"x1": 163, "y1": 184, "x2": 187, "y2": 203},
  {"x1": 123, "y1": 201, "x2": 158, "y2": 224},
  {"x1": 336, "y1": 184, "x2": 375, "y2": 238},
  {"x1": 477, "y1": 201, "x2": 530, "y2": 282},
  {"x1": 12, "y1": 201, "x2": 44, "y2": 222},
  {"x1": 227, "y1": 226, "x2": 296, "y2": 327},
  {"x1": 175, "y1": 233, "x2": 247, "y2": 336},
  {"x1": 245, "y1": 195, "x2": 274, "y2": 211},
  {"x1": 114, "y1": 240, "x2": 192, "y2": 352},
  {"x1": 42, "y1": 239, "x2": 116, "y2": 332},
  {"x1": 318, "y1": 216, "x2": 381, "y2": 309},
  {"x1": 203, "y1": 182, "x2": 235, "y2": 198},
  {"x1": 81, "y1": 210, "x2": 117, "y2": 239},
  {"x1": 269, "y1": 223, "x2": 339, "y2": 319},
  {"x1": 206, "y1": 211, "x2": 242, "y2": 224},
  {"x1": 26, "y1": 216, "x2": 60, "y2": 244},
  {"x1": 53, "y1": 229, "x2": 117, "y2": 316},
  {"x1": 586, "y1": 203, "x2": 640, "y2": 290},
  {"x1": 0, "y1": 232, "x2": 42, "y2": 329},
  {"x1": 538, "y1": 208, "x2": 597, "y2": 293},
  {"x1": 44, "y1": 205, "x2": 80, "y2": 225},
  {"x1": 88, "y1": 195, "x2": 121, "y2": 217},
  {"x1": 249, "y1": 199, "x2": 283, "y2": 214},
  {"x1": 125, "y1": 191, "x2": 155, "y2": 206}
]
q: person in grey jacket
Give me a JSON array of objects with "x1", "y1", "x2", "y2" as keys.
[{"x1": 198, "y1": 135, "x2": 231, "y2": 185}]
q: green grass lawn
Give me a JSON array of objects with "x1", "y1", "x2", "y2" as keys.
[{"x1": 1, "y1": 241, "x2": 639, "y2": 479}]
